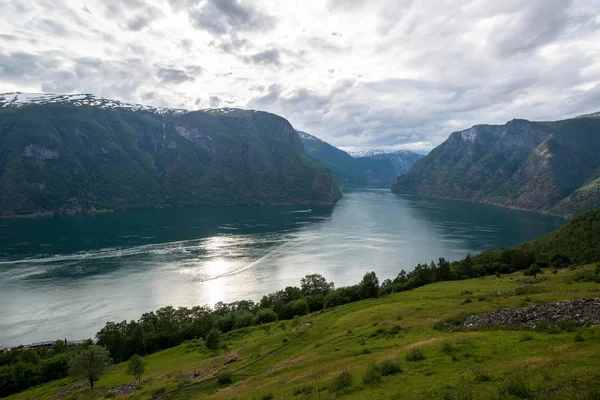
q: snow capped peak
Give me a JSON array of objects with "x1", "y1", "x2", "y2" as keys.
[
  {"x1": 0, "y1": 92, "x2": 187, "y2": 115},
  {"x1": 348, "y1": 149, "x2": 412, "y2": 158}
]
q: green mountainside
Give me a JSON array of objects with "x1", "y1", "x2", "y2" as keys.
[
  {"x1": 298, "y1": 131, "x2": 421, "y2": 187},
  {"x1": 0, "y1": 98, "x2": 341, "y2": 216},
  {"x1": 392, "y1": 115, "x2": 600, "y2": 216},
  {"x1": 297, "y1": 131, "x2": 366, "y2": 186}
]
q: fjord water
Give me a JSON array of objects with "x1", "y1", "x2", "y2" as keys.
[{"x1": 0, "y1": 189, "x2": 564, "y2": 347}]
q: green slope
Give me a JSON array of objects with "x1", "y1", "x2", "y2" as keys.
[
  {"x1": 393, "y1": 116, "x2": 600, "y2": 216},
  {"x1": 0, "y1": 105, "x2": 341, "y2": 216},
  {"x1": 9, "y1": 268, "x2": 599, "y2": 400}
]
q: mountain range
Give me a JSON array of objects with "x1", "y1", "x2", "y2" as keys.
[
  {"x1": 393, "y1": 113, "x2": 600, "y2": 217},
  {"x1": 298, "y1": 131, "x2": 422, "y2": 186},
  {"x1": 0, "y1": 93, "x2": 341, "y2": 217}
]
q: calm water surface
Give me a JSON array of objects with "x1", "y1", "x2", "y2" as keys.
[{"x1": 0, "y1": 189, "x2": 565, "y2": 346}]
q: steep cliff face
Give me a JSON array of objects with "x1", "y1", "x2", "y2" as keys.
[
  {"x1": 393, "y1": 116, "x2": 600, "y2": 216},
  {"x1": 0, "y1": 93, "x2": 341, "y2": 216}
]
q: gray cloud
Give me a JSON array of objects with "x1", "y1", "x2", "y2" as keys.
[
  {"x1": 210, "y1": 35, "x2": 250, "y2": 54},
  {"x1": 244, "y1": 48, "x2": 281, "y2": 65},
  {"x1": 157, "y1": 67, "x2": 198, "y2": 84},
  {"x1": 184, "y1": 0, "x2": 276, "y2": 35},
  {"x1": 487, "y1": 0, "x2": 592, "y2": 57},
  {"x1": 209, "y1": 95, "x2": 221, "y2": 107}
]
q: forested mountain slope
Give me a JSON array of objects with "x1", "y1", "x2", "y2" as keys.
[
  {"x1": 393, "y1": 115, "x2": 600, "y2": 216},
  {"x1": 0, "y1": 93, "x2": 341, "y2": 216}
]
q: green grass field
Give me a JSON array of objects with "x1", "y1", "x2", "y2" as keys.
[{"x1": 10, "y1": 267, "x2": 600, "y2": 400}]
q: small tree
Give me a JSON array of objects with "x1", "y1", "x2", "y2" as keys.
[
  {"x1": 126, "y1": 354, "x2": 147, "y2": 382},
  {"x1": 359, "y1": 271, "x2": 380, "y2": 299},
  {"x1": 68, "y1": 345, "x2": 112, "y2": 389},
  {"x1": 205, "y1": 328, "x2": 221, "y2": 350},
  {"x1": 524, "y1": 264, "x2": 543, "y2": 278},
  {"x1": 300, "y1": 274, "x2": 334, "y2": 296}
]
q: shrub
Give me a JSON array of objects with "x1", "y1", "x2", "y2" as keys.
[
  {"x1": 305, "y1": 294, "x2": 325, "y2": 312},
  {"x1": 324, "y1": 291, "x2": 351, "y2": 308},
  {"x1": 379, "y1": 359, "x2": 402, "y2": 376},
  {"x1": 292, "y1": 385, "x2": 314, "y2": 395},
  {"x1": 329, "y1": 370, "x2": 353, "y2": 393},
  {"x1": 253, "y1": 308, "x2": 278, "y2": 324},
  {"x1": 520, "y1": 332, "x2": 534, "y2": 342},
  {"x1": 473, "y1": 369, "x2": 492, "y2": 382},
  {"x1": 499, "y1": 376, "x2": 531, "y2": 398},
  {"x1": 261, "y1": 393, "x2": 274, "y2": 400},
  {"x1": 363, "y1": 364, "x2": 382, "y2": 385},
  {"x1": 462, "y1": 298, "x2": 472, "y2": 304},
  {"x1": 389, "y1": 324, "x2": 402, "y2": 335},
  {"x1": 205, "y1": 329, "x2": 221, "y2": 350},
  {"x1": 217, "y1": 373, "x2": 233, "y2": 385},
  {"x1": 283, "y1": 298, "x2": 309, "y2": 319},
  {"x1": 574, "y1": 332, "x2": 585, "y2": 342},
  {"x1": 406, "y1": 348, "x2": 425, "y2": 362},
  {"x1": 558, "y1": 320, "x2": 575, "y2": 332},
  {"x1": 441, "y1": 341, "x2": 454, "y2": 354}
]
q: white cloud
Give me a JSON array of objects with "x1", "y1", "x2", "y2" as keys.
[{"x1": 0, "y1": 0, "x2": 599, "y2": 152}]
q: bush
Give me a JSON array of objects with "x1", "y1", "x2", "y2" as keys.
[
  {"x1": 283, "y1": 298, "x2": 309, "y2": 319},
  {"x1": 292, "y1": 385, "x2": 314, "y2": 395},
  {"x1": 558, "y1": 320, "x2": 575, "y2": 332},
  {"x1": 379, "y1": 359, "x2": 402, "y2": 376},
  {"x1": 253, "y1": 308, "x2": 278, "y2": 324},
  {"x1": 389, "y1": 324, "x2": 402, "y2": 335},
  {"x1": 329, "y1": 370, "x2": 353, "y2": 393},
  {"x1": 520, "y1": 332, "x2": 534, "y2": 342},
  {"x1": 574, "y1": 332, "x2": 585, "y2": 342},
  {"x1": 261, "y1": 393, "x2": 274, "y2": 400},
  {"x1": 441, "y1": 341, "x2": 454, "y2": 354},
  {"x1": 305, "y1": 294, "x2": 325, "y2": 312},
  {"x1": 217, "y1": 373, "x2": 233, "y2": 385},
  {"x1": 405, "y1": 348, "x2": 425, "y2": 362},
  {"x1": 362, "y1": 364, "x2": 382, "y2": 385},
  {"x1": 205, "y1": 329, "x2": 221, "y2": 350},
  {"x1": 499, "y1": 376, "x2": 531, "y2": 398},
  {"x1": 323, "y1": 291, "x2": 351, "y2": 308},
  {"x1": 473, "y1": 369, "x2": 492, "y2": 382}
]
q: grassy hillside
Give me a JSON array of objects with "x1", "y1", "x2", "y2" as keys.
[{"x1": 9, "y1": 267, "x2": 599, "y2": 400}]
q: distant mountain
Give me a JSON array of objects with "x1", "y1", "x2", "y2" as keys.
[
  {"x1": 0, "y1": 92, "x2": 341, "y2": 216},
  {"x1": 392, "y1": 113, "x2": 600, "y2": 217},
  {"x1": 299, "y1": 131, "x2": 422, "y2": 186},
  {"x1": 353, "y1": 150, "x2": 423, "y2": 182},
  {"x1": 298, "y1": 131, "x2": 366, "y2": 186}
]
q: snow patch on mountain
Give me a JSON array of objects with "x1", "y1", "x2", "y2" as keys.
[
  {"x1": 0, "y1": 92, "x2": 188, "y2": 115},
  {"x1": 296, "y1": 130, "x2": 323, "y2": 143},
  {"x1": 348, "y1": 149, "x2": 413, "y2": 158}
]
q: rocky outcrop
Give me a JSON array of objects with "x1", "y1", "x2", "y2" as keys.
[{"x1": 458, "y1": 298, "x2": 600, "y2": 329}]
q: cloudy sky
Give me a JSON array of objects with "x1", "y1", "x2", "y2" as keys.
[{"x1": 1, "y1": 0, "x2": 600, "y2": 152}]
